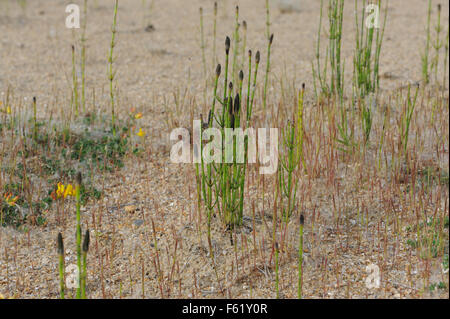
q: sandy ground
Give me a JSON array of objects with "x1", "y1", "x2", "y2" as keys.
[{"x1": 0, "y1": 0, "x2": 449, "y2": 299}]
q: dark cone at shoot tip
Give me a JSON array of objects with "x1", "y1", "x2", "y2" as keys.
[
  {"x1": 249, "y1": 49, "x2": 252, "y2": 57},
  {"x1": 256, "y1": 51, "x2": 260, "y2": 64},
  {"x1": 302, "y1": 83, "x2": 306, "y2": 90},
  {"x1": 33, "y1": 97, "x2": 36, "y2": 104},
  {"x1": 239, "y1": 70, "x2": 244, "y2": 81},
  {"x1": 57, "y1": 233, "x2": 64, "y2": 255},
  {"x1": 234, "y1": 93, "x2": 240, "y2": 114},
  {"x1": 300, "y1": 214, "x2": 305, "y2": 226},
  {"x1": 225, "y1": 37, "x2": 231, "y2": 54},
  {"x1": 76, "y1": 172, "x2": 82, "y2": 186},
  {"x1": 82, "y1": 229, "x2": 90, "y2": 253},
  {"x1": 269, "y1": 34, "x2": 274, "y2": 45},
  {"x1": 216, "y1": 64, "x2": 221, "y2": 77}
]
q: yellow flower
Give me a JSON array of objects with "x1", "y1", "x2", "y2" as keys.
[
  {"x1": 3, "y1": 193, "x2": 19, "y2": 207},
  {"x1": 64, "y1": 184, "x2": 75, "y2": 198},
  {"x1": 6, "y1": 106, "x2": 11, "y2": 114},
  {"x1": 56, "y1": 183, "x2": 75, "y2": 199},
  {"x1": 56, "y1": 182, "x2": 65, "y2": 198},
  {"x1": 137, "y1": 128, "x2": 146, "y2": 137},
  {"x1": 134, "y1": 112, "x2": 143, "y2": 119}
]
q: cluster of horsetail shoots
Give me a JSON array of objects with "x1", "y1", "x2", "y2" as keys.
[{"x1": 56, "y1": 173, "x2": 90, "y2": 299}]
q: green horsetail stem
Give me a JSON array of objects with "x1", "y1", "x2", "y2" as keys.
[
  {"x1": 57, "y1": 232, "x2": 65, "y2": 299},
  {"x1": 249, "y1": 51, "x2": 260, "y2": 119},
  {"x1": 75, "y1": 172, "x2": 82, "y2": 299},
  {"x1": 298, "y1": 214, "x2": 304, "y2": 299},
  {"x1": 232, "y1": 6, "x2": 240, "y2": 81},
  {"x1": 241, "y1": 21, "x2": 247, "y2": 69},
  {"x1": 109, "y1": 0, "x2": 119, "y2": 137},
  {"x1": 263, "y1": 34, "x2": 274, "y2": 110},
  {"x1": 81, "y1": 229, "x2": 90, "y2": 299}
]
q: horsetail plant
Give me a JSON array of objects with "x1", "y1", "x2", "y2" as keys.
[
  {"x1": 298, "y1": 213, "x2": 304, "y2": 299},
  {"x1": 263, "y1": 34, "x2": 274, "y2": 110},
  {"x1": 353, "y1": 0, "x2": 388, "y2": 101},
  {"x1": 57, "y1": 232, "x2": 65, "y2": 299},
  {"x1": 312, "y1": 0, "x2": 345, "y2": 100},
  {"x1": 81, "y1": 229, "x2": 90, "y2": 299},
  {"x1": 279, "y1": 119, "x2": 299, "y2": 223},
  {"x1": 232, "y1": 6, "x2": 240, "y2": 82},
  {"x1": 75, "y1": 172, "x2": 82, "y2": 298},
  {"x1": 199, "y1": 33, "x2": 262, "y2": 232},
  {"x1": 109, "y1": 0, "x2": 119, "y2": 137}
]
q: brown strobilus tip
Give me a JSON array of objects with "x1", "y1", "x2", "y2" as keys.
[
  {"x1": 269, "y1": 34, "x2": 274, "y2": 45},
  {"x1": 33, "y1": 96, "x2": 36, "y2": 104},
  {"x1": 216, "y1": 64, "x2": 221, "y2": 77},
  {"x1": 82, "y1": 229, "x2": 90, "y2": 253},
  {"x1": 230, "y1": 114, "x2": 235, "y2": 129},
  {"x1": 239, "y1": 70, "x2": 244, "y2": 81},
  {"x1": 76, "y1": 172, "x2": 82, "y2": 186},
  {"x1": 234, "y1": 93, "x2": 240, "y2": 114},
  {"x1": 300, "y1": 214, "x2": 305, "y2": 225},
  {"x1": 214, "y1": 2, "x2": 217, "y2": 12},
  {"x1": 438, "y1": 4, "x2": 441, "y2": 11},
  {"x1": 57, "y1": 232, "x2": 64, "y2": 255},
  {"x1": 243, "y1": 20, "x2": 247, "y2": 30},
  {"x1": 302, "y1": 83, "x2": 306, "y2": 90},
  {"x1": 225, "y1": 36, "x2": 231, "y2": 54},
  {"x1": 229, "y1": 81, "x2": 233, "y2": 91},
  {"x1": 256, "y1": 51, "x2": 260, "y2": 64},
  {"x1": 275, "y1": 242, "x2": 279, "y2": 251},
  {"x1": 248, "y1": 49, "x2": 252, "y2": 57}
]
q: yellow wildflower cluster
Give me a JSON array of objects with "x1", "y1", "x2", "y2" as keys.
[
  {"x1": 56, "y1": 182, "x2": 75, "y2": 199},
  {"x1": 3, "y1": 193, "x2": 19, "y2": 207}
]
